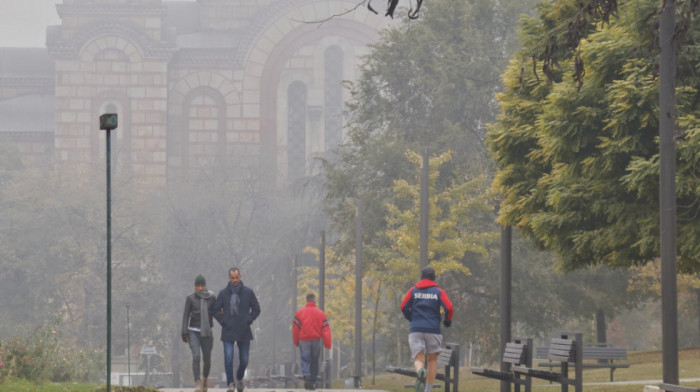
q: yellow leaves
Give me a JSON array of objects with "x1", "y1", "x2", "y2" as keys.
[
  {"x1": 298, "y1": 246, "x2": 377, "y2": 347},
  {"x1": 385, "y1": 149, "x2": 496, "y2": 278},
  {"x1": 628, "y1": 259, "x2": 700, "y2": 297}
]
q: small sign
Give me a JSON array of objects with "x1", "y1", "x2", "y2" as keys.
[{"x1": 140, "y1": 345, "x2": 157, "y2": 355}]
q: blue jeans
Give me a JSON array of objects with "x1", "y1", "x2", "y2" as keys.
[
  {"x1": 188, "y1": 331, "x2": 213, "y2": 381},
  {"x1": 299, "y1": 340, "x2": 321, "y2": 383},
  {"x1": 223, "y1": 340, "x2": 250, "y2": 385}
]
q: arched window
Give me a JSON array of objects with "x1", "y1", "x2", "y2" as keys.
[
  {"x1": 177, "y1": 87, "x2": 225, "y2": 171},
  {"x1": 324, "y1": 46, "x2": 344, "y2": 150},
  {"x1": 287, "y1": 81, "x2": 307, "y2": 179}
]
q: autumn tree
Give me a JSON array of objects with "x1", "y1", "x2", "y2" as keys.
[{"x1": 488, "y1": 0, "x2": 700, "y2": 272}]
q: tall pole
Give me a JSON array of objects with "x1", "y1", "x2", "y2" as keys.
[
  {"x1": 272, "y1": 274, "x2": 277, "y2": 367},
  {"x1": 354, "y1": 200, "x2": 363, "y2": 388},
  {"x1": 419, "y1": 147, "x2": 429, "y2": 273},
  {"x1": 320, "y1": 231, "x2": 326, "y2": 311},
  {"x1": 126, "y1": 303, "x2": 130, "y2": 386},
  {"x1": 106, "y1": 128, "x2": 112, "y2": 392},
  {"x1": 320, "y1": 231, "x2": 329, "y2": 387},
  {"x1": 659, "y1": 0, "x2": 678, "y2": 383},
  {"x1": 293, "y1": 255, "x2": 298, "y2": 368},
  {"x1": 99, "y1": 113, "x2": 117, "y2": 392},
  {"x1": 499, "y1": 226, "x2": 512, "y2": 392}
]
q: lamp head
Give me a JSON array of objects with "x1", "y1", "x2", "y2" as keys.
[{"x1": 100, "y1": 113, "x2": 118, "y2": 131}]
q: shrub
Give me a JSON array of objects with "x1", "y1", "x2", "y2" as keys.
[
  {"x1": 0, "y1": 352, "x2": 6, "y2": 383},
  {"x1": 0, "y1": 318, "x2": 103, "y2": 383}
]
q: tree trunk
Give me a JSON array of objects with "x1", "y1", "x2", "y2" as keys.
[
  {"x1": 596, "y1": 309, "x2": 608, "y2": 364},
  {"x1": 696, "y1": 289, "x2": 700, "y2": 347},
  {"x1": 371, "y1": 283, "x2": 381, "y2": 385},
  {"x1": 397, "y1": 307, "x2": 402, "y2": 365},
  {"x1": 468, "y1": 342, "x2": 473, "y2": 367},
  {"x1": 596, "y1": 309, "x2": 607, "y2": 344}
]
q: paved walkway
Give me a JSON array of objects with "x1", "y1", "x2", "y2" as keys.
[
  {"x1": 159, "y1": 389, "x2": 390, "y2": 392},
  {"x1": 158, "y1": 379, "x2": 700, "y2": 391},
  {"x1": 583, "y1": 378, "x2": 700, "y2": 386}
]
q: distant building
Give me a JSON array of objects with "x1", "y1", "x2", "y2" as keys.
[{"x1": 0, "y1": 0, "x2": 387, "y2": 185}]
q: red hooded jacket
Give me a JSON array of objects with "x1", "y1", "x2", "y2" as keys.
[{"x1": 293, "y1": 302, "x2": 332, "y2": 349}]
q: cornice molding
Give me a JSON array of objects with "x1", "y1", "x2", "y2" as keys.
[
  {"x1": 0, "y1": 77, "x2": 55, "y2": 87},
  {"x1": 47, "y1": 20, "x2": 176, "y2": 60},
  {"x1": 56, "y1": 4, "x2": 166, "y2": 17},
  {"x1": 170, "y1": 49, "x2": 242, "y2": 68}
]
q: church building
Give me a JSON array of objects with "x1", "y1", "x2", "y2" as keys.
[{"x1": 0, "y1": 0, "x2": 387, "y2": 185}]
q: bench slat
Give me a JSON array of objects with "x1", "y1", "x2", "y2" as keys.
[
  {"x1": 470, "y1": 367, "x2": 513, "y2": 381},
  {"x1": 512, "y1": 365, "x2": 561, "y2": 382},
  {"x1": 437, "y1": 348, "x2": 454, "y2": 367},
  {"x1": 538, "y1": 346, "x2": 627, "y2": 359},
  {"x1": 659, "y1": 383, "x2": 700, "y2": 392}
]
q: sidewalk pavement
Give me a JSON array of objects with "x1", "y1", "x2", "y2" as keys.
[
  {"x1": 159, "y1": 389, "x2": 391, "y2": 392},
  {"x1": 583, "y1": 378, "x2": 700, "y2": 386},
  {"x1": 159, "y1": 380, "x2": 700, "y2": 392}
]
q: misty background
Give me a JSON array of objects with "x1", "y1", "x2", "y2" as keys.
[{"x1": 0, "y1": 0, "x2": 698, "y2": 389}]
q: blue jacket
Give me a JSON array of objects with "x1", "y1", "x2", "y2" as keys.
[
  {"x1": 213, "y1": 281, "x2": 261, "y2": 342},
  {"x1": 400, "y1": 279, "x2": 453, "y2": 334}
]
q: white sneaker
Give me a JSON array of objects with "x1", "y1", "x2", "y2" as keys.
[{"x1": 227, "y1": 382, "x2": 236, "y2": 392}]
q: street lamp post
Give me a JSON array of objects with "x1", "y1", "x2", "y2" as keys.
[
  {"x1": 126, "y1": 303, "x2": 131, "y2": 386},
  {"x1": 354, "y1": 200, "x2": 362, "y2": 388},
  {"x1": 99, "y1": 113, "x2": 118, "y2": 392},
  {"x1": 658, "y1": 0, "x2": 679, "y2": 386},
  {"x1": 419, "y1": 147, "x2": 429, "y2": 273}
]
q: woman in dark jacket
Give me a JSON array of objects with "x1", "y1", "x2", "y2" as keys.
[{"x1": 182, "y1": 274, "x2": 216, "y2": 392}]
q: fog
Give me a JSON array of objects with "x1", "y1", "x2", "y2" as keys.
[
  {"x1": 1, "y1": 0, "x2": 690, "y2": 389},
  {"x1": 0, "y1": 0, "x2": 390, "y2": 387}
]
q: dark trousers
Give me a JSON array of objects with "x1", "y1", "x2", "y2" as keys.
[{"x1": 188, "y1": 331, "x2": 213, "y2": 381}]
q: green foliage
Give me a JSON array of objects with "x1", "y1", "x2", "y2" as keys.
[
  {"x1": 0, "y1": 318, "x2": 103, "y2": 384},
  {"x1": 0, "y1": 379, "x2": 157, "y2": 392},
  {"x1": 323, "y1": 0, "x2": 528, "y2": 255},
  {"x1": 488, "y1": 0, "x2": 700, "y2": 272},
  {"x1": 384, "y1": 150, "x2": 496, "y2": 283}
]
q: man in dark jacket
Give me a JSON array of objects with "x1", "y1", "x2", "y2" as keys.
[
  {"x1": 400, "y1": 266, "x2": 453, "y2": 392},
  {"x1": 213, "y1": 268, "x2": 261, "y2": 392}
]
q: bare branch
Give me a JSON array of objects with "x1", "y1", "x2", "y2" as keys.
[{"x1": 293, "y1": 1, "x2": 368, "y2": 25}]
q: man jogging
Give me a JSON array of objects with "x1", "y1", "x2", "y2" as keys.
[
  {"x1": 292, "y1": 293, "x2": 332, "y2": 390},
  {"x1": 400, "y1": 266, "x2": 453, "y2": 392}
]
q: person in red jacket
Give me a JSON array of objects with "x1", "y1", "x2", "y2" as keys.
[{"x1": 292, "y1": 293, "x2": 332, "y2": 390}]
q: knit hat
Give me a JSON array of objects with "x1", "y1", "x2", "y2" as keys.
[
  {"x1": 194, "y1": 274, "x2": 206, "y2": 286},
  {"x1": 421, "y1": 266, "x2": 436, "y2": 281}
]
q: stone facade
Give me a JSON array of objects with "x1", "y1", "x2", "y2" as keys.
[{"x1": 0, "y1": 0, "x2": 387, "y2": 185}]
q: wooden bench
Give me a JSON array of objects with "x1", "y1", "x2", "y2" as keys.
[
  {"x1": 659, "y1": 383, "x2": 700, "y2": 392},
  {"x1": 513, "y1": 332, "x2": 582, "y2": 392},
  {"x1": 470, "y1": 338, "x2": 533, "y2": 392},
  {"x1": 268, "y1": 362, "x2": 299, "y2": 388},
  {"x1": 536, "y1": 342, "x2": 629, "y2": 381},
  {"x1": 386, "y1": 342, "x2": 460, "y2": 392}
]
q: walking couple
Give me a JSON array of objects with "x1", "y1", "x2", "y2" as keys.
[{"x1": 181, "y1": 268, "x2": 261, "y2": 392}]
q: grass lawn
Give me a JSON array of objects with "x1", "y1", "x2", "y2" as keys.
[
  {"x1": 0, "y1": 379, "x2": 158, "y2": 392},
  {"x1": 2, "y1": 349, "x2": 698, "y2": 391},
  {"x1": 359, "y1": 348, "x2": 700, "y2": 392}
]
